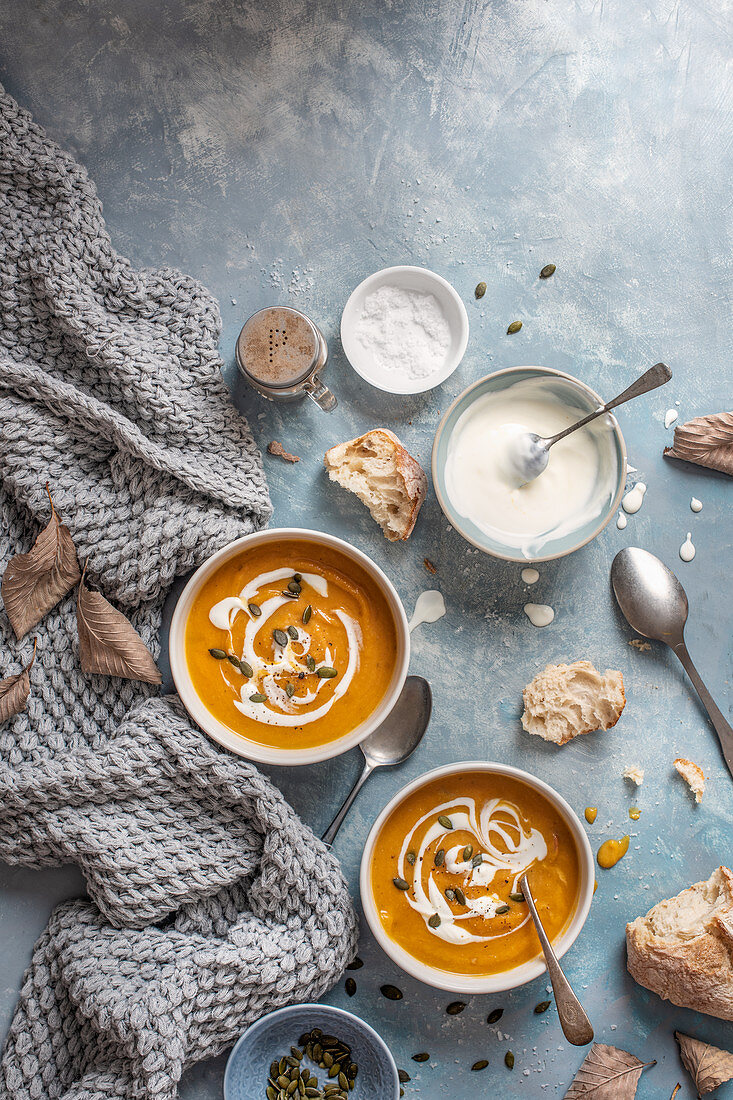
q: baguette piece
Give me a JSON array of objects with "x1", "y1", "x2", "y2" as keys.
[
  {"x1": 674, "y1": 757, "x2": 705, "y2": 803},
  {"x1": 521, "y1": 660, "x2": 626, "y2": 745},
  {"x1": 626, "y1": 866, "x2": 733, "y2": 1021},
  {"x1": 324, "y1": 429, "x2": 427, "y2": 541}
]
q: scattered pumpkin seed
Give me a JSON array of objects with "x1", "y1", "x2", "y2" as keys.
[
  {"x1": 306, "y1": 655, "x2": 316, "y2": 672},
  {"x1": 317, "y1": 666, "x2": 338, "y2": 679},
  {"x1": 412, "y1": 1053, "x2": 430, "y2": 1063},
  {"x1": 434, "y1": 848, "x2": 445, "y2": 867},
  {"x1": 454, "y1": 887, "x2": 467, "y2": 906},
  {"x1": 509, "y1": 891, "x2": 525, "y2": 902},
  {"x1": 249, "y1": 693, "x2": 267, "y2": 703},
  {"x1": 208, "y1": 648, "x2": 227, "y2": 659},
  {"x1": 393, "y1": 877, "x2": 409, "y2": 891},
  {"x1": 438, "y1": 815, "x2": 453, "y2": 830},
  {"x1": 345, "y1": 977, "x2": 356, "y2": 997},
  {"x1": 273, "y1": 629, "x2": 288, "y2": 647},
  {"x1": 539, "y1": 263, "x2": 556, "y2": 279},
  {"x1": 462, "y1": 844, "x2": 473, "y2": 861},
  {"x1": 406, "y1": 850, "x2": 416, "y2": 865},
  {"x1": 446, "y1": 1001, "x2": 466, "y2": 1015},
  {"x1": 286, "y1": 683, "x2": 295, "y2": 698},
  {"x1": 487, "y1": 1008, "x2": 504, "y2": 1024},
  {"x1": 475, "y1": 281, "x2": 487, "y2": 299},
  {"x1": 287, "y1": 625, "x2": 299, "y2": 640},
  {"x1": 534, "y1": 1000, "x2": 551, "y2": 1014},
  {"x1": 248, "y1": 602, "x2": 262, "y2": 617},
  {"x1": 302, "y1": 605, "x2": 312, "y2": 624},
  {"x1": 398, "y1": 1069, "x2": 411, "y2": 1083},
  {"x1": 471, "y1": 1060, "x2": 489, "y2": 1071},
  {"x1": 505, "y1": 1051, "x2": 515, "y2": 1070},
  {"x1": 471, "y1": 853, "x2": 483, "y2": 868},
  {"x1": 495, "y1": 904, "x2": 510, "y2": 915},
  {"x1": 346, "y1": 957, "x2": 363, "y2": 971},
  {"x1": 380, "y1": 984, "x2": 403, "y2": 1000},
  {"x1": 507, "y1": 320, "x2": 522, "y2": 334},
  {"x1": 444, "y1": 887, "x2": 456, "y2": 902},
  {"x1": 427, "y1": 913, "x2": 441, "y2": 928}
]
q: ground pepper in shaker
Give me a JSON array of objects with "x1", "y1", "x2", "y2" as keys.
[{"x1": 235, "y1": 305, "x2": 337, "y2": 410}]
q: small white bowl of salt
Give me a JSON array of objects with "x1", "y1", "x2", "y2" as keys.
[{"x1": 340, "y1": 265, "x2": 469, "y2": 394}]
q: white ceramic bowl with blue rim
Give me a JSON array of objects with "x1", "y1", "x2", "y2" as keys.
[
  {"x1": 360, "y1": 760, "x2": 595, "y2": 994},
  {"x1": 340, "y1": 265, "x2": 469, "y2": 394},
  {"x1": 169, "y1": 528, "x2": 410, "y2": 766},
  {"x1": 432, "y1": 365, "x2": 627, "y2": 563},
  {"x1": 224, "y1": 1003, "x2": 400, "y2": 1100}
]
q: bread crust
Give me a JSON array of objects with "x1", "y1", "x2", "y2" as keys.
[
  {"x1": 324, "y1": 429, "x2": 427, "y2": 540},
  {"x1": 626, "y1": 866, "x2": 733, "y2": 1021}
]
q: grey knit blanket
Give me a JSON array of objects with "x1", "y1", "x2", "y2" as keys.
[{"x1": 0, "y1": 88, "x2": 357, "y2": 1099}]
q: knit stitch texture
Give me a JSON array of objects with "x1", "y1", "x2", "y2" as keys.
[{"x1": 0, "y1": 87, "x2": 358, "y2": 1100}]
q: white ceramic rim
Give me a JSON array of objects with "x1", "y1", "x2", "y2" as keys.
[
  {"x1": 340, "y1": 265, "x2": 470, "y2": 394},
  {"x1": 431, "y1": 365, "x2": 628, "y2": 563},
  {"x1": 169, "y1": 528, "x2": 410, "y2": 766},
  {"x1": 359, "y1": 759, "x2": 595, "y2": 994}
]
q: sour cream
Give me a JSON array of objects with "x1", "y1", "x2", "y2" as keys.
[{"x1": 444, "y1": 379, "x2": 616, "y2": 558}]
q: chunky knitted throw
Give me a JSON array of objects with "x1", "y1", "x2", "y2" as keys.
[{"x1": 0, "y1": 87, "x2": 358, "y2": 1100}]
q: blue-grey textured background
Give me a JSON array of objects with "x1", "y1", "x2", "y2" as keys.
[{"x1": 1, "y1": 0, "x2": 732, "y2": 1096}]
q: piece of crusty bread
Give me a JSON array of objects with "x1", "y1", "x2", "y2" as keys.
[
  {"x1": 674, "y1": 757, "x2": 705, "y2": 803},
  {"x1": 626, "y1": 866, "x2": 733, "y2": 1021},
  {"x1": 324, "y1": 429, "x2": 427, "y2": 541},
  {"x1": 521, "y1": 660, "x2": 626, "y2": 745}
]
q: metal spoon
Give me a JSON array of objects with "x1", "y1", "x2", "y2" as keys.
[
  {"x1": 508, "y1": 362, "x2": 672, "y2": 483},
  {"x1": 322, "y1": 676, "x2": 432, "y2": 845},
  {"x1": 519, "y1": 873, "x2": 594, "y2": 1047},
  {"x1": 611, "y1": 546, "x2": 733, "y2": 778}
]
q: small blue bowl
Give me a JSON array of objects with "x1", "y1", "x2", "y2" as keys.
[{"x1": 224, "y1": 1003, "x2": 400, "y2": 1100}]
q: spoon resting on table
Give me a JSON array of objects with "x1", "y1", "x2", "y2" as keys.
[
  {"x1": 322, "y1": 676, "x2": 432, "y2": 845},
  {"x1": 519, "y1": 873, "x2": 594, "y2": 1047},
  {"x1": 507, "y1": 361, "x2": 672, "y2": 484},
  {"x1": 611, "y1": 546, "x2": 733, "y2": 779}
]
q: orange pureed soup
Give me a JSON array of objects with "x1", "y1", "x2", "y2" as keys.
[
  {"x1": 185, "y1": 539, "x2": 398, "y2": 749},
  {"x1": 371, "y1": 771, "x2": 581, "y2": 976}
]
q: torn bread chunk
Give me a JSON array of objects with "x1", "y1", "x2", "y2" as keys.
[
  {"x1": 521, "y1": 660, "x2": 626, "y2": 745},
  {"x1": 623, "y1": 764, "x2": 644, "y2": 786},
  {"x1": 324, "y1": 429, "x2": 427, "y2": 541},
  {"x1": 626, "y1": 866, "x2": 733, "y2": 1021},
  {"x1": 674, "y1": 758, "x2": 705, "y2": 803}
]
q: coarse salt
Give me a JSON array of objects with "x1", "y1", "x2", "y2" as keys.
[{"x1": 354, "y1": 284, "x2": 451, "y2": 380}]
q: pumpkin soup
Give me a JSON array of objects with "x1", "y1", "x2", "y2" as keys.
[
  {"x1": 371, "y1": 771, "x2": 581, "y2": 976},
  {"x1": 185, "y1": 539, "x2": 398, "y2": 749}
]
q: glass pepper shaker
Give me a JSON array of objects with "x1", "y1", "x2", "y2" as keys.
[{"x1": 235, "y1": 305, "x2": 337, "y2": 411}]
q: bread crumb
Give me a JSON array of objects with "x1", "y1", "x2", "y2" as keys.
[
  {"x1": 521, "y1": 660, "x2": 626, "y2": 745},
  {"x1": 623, "y1": 764, "x2": 644, "y2": 786},
  {"x1": 674, "y1": 757, "x2": 705, "y2": 803},
  {"x1": 629, "y1": 638, "x2": 651, "y2": 652},
  {"x1": 267, "y1": 440, "x2": 300, "y2": 463}
]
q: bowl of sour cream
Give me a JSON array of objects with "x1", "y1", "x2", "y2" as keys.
[{"x1": 432, "y1": 366, "x2": 627, "y2": 562}]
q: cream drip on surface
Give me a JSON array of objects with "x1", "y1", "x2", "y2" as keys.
[
  {"x1": 690, "y1": 497, "x2": 703, "y2": 513},
  {"x1": 622, "y1": 482, "x2": 647, "y2": 514},
  {"x1": 443, "y1": 379, "x2": 617, "y2": 558},
  {"x1": 208, "y1": 567, "x2": 360, "y2": 727},
  {"x1": 408, "y1": 590, "x2": 446, "y2": 631},
  {"x1": 680, "y1": 533, "x2": 696, "y2": 562},
  {"x1": 524, "y1": 603, "x2": 554, "y2": 628},
  {"x1": 396, "y1": 797, "x2": 547, "y2": 943},
  {"x1": 616, "y1": 511, "x2": 628, "y2": 530},
  {"x1": 521, "y1": 567, "x2": 540, "y2": 585},
  {"x1": 664, "y1": 408, "x2": 679, "y2": 429}
]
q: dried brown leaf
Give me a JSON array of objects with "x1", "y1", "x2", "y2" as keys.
[
  {"x1": 0, "y1": 639, "x2": 37, "y2": 724},
  {"x1": 423, "y1": 558, "x2": 437, "y2": 574},
  {"x1": 267, "y1": 440, "x2": 300, "y2": 463},
  {"x1": 1, "y1": 486, "x2": 80, "y2": 639},
  {"x1": 664, "y1": 411, "x2": 733, "y2": 476},
  {"x1": 676, "y1": 1031, "x2": 733, "y2": 1097},
  {"x1": 564, "y1": 1043, "x2": 656, "y2": 1098},
  {"x1": 77, "y1": 565, "x2": 161, "y2": 684}
]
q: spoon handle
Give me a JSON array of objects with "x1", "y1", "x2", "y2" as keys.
[
  {"x1": 322, "y1": 760, "x2": 373, "y2": 846},
  {"x1": 674, "y1": 641, "x2": 733, "y2": 778},
  {"x1": 519, "y1": 874, "x2": 594, "y2": 1047},
  {"x1": 546, "y1": 362, "x2": 672, "y2": 447}
]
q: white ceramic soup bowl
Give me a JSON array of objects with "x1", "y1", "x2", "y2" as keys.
[
  {"x1": 432, "y1": 366, "x2": 627, "y2": 563},
  {"x1": 169, "y1": 528, "x2": 410, "y2": 766},
  {"x1": 360, "y1": 760, "x2": 594, "y2": 994}
]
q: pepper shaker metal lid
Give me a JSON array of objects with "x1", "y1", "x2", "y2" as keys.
[{"x1": 235, "y1": 306, "x2": 337, "y2": 411}]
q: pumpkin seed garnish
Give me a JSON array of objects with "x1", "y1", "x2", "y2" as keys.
[
  {"x1": 534, "y1": 1000, "x2": 551, "y2": 1014},
  {"x1": 427, "y1": 913, "x2": 441, "y2": 928},
  {"x1": 302, "y1": 604, "x2": 312, "y2": 625},
  {"x1": 380, "y1": 984, "x2": 403, "y2": 1000},
  {"x1": 507, "y1": 320, "x2": 522, "y2": 334},
  {"x1": 406, "y1": 850, "x2": 416, "y2": 865},
  {"x1": 208, "y1": 648, "x2": 227, "y2": 659},
  {"x1": 474, "y1": 281, "x2": 487, "y2": 299},
  {"x1": 509, "y1": 891, "x2": 525, "y2": 902},
  {"x1": 249, "y1": 693, "x2": 267, "y2": 703},
  {"x1": 446, "y1": 1001, "x2": 466, "y2": 1015},
  {"x1": 398, "y1": 1069, "x2": 411, "y2": 1083},
  {"x1": 437, "y1": 814, "x2": 453, "y2": 830},
  {"x1": 393, "y1": 876, "x2": 410, "y2": 891},
  {"x1": 487, "y1": 1008, "x2": 504, "y2": 1024},
  {"x1": 288, "y1": 580, "x2": 301, "y2": 594},
  {"x1": 539, "y1": 263, "x2": 556, "y2": 279},
  {"x1": 453, "y1": 886, "x2": 467, "y2": 906},
  {"x1": 444, "y1": 887, "x2": 456, "y2": 902},
  {"x1": 346, "y1": 957, "x2": 363, "y2": 971},
  {"x1": 248, "y1": 602, "x2": 262, "y2": 617},
  {"x1": 462, "y1": 844, "x2": 473, "y2": 861},
  {"x1": 505, "y1": 1051, "x2": 515, "y2": 1070},
  {"x1": 345, "y1": 977, "x2": 356, "y2": 997},
  {"x1": 317, "y1": 666, "x2": 338, "y2": 679},
  {"x1": 293, "y1": 573, "x2": 302, "y2": 582},
  {"x1": 412, "y1": 1053, "x2": 430, "y2": 1063},
  {"x1": 471, "y1": 853, "x2": 483, "y2": 868},
  {"x1": 273, "y1": 629, "x2": 288, "y2": 647},
  {"x1": 306, "y1": 654, "x2": 316, "y2": 672},
  {"x1": 286, "y1": 625, "x2": 298, "y2": 641},
  {"x1": 434, "y1": 847, "x2": 445, "y2": 867},
  {"x1": 281, "y1": 590, "x2": 299, "y2": 599},
  {"x1": 471, "y1": 1060, "x2": 489, "y2": 1071},
  {"x1": 226, "y1": 653, "x2": 241, "y2": 668},
  {"x1": 285, "y1": 682, "x2": 295, "y2": 698},
  {"x1": 495, "y1": 904, "x2": 510, "y2": 915}
]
